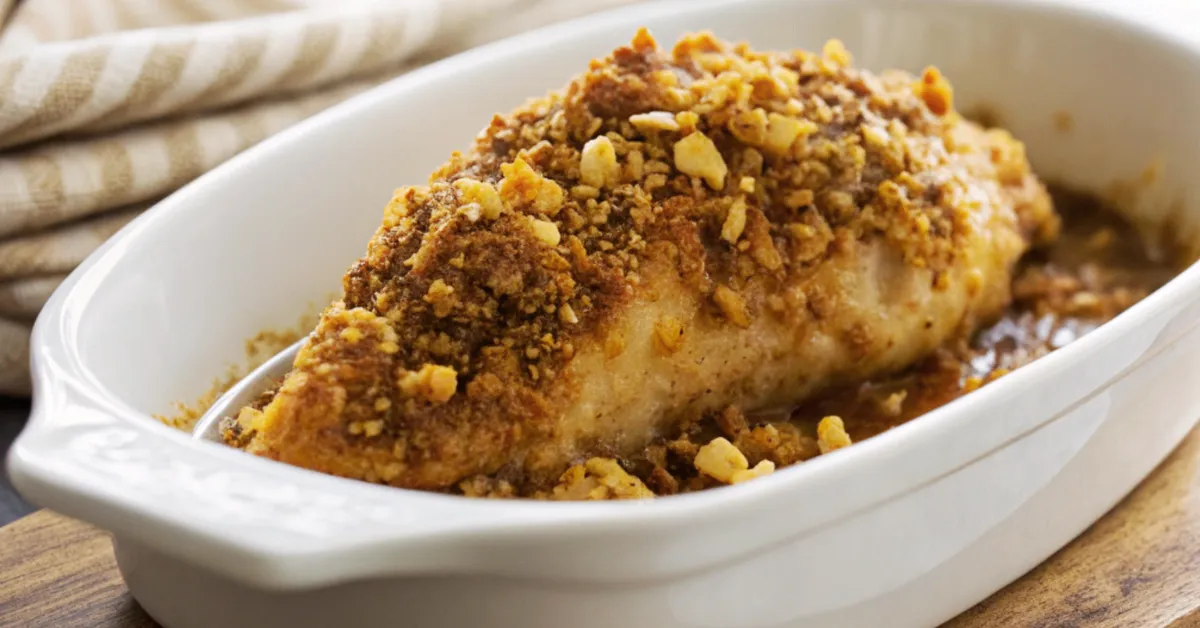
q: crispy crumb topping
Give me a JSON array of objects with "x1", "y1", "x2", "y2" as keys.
[{"x1": 225, "y1": 29, "x2": 1059, "y2": 496}]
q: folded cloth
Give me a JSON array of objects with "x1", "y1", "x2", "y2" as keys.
[{"x1": 0, "y1": 0, "x2": 640, "y2": 396}]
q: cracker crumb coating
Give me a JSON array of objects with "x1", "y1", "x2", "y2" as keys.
[{"x1": 225, "y1": 30, "x2": 1057, "y2": 496}]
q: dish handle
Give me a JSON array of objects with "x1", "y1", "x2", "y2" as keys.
[{"x1": 5, "y1": 372, "x2": 529, "y2": 590}]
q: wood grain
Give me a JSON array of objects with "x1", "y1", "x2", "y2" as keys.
[
  {"x1": 945, "y1": 424, "x2": 1200, "y2": 628},
  {"x1": 0, "y1": 509, "x2": 155, "y2": 627},
  {"x1": 1, "y1": 426, "x2": 1198, "y2": 628}
]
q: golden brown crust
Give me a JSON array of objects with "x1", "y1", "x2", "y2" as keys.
[{"x1": 226, "y1": 30, "x2": 1057, "y2": 493}]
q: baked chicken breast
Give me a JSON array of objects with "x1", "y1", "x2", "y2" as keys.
[{"x1": 224, "y1": 31, "x2": 1058, "y2": 495}]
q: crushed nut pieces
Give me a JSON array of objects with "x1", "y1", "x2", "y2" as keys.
[{"x1": 674, "y1": 131, "x2": 727, "y2": 190}]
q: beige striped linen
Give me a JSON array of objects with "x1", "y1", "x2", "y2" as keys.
[{"x1": 0, "y1": 0, "x2": 641, "y2": 396}]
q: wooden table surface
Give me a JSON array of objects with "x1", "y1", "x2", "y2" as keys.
[{"x1": 3, "y1": 427, "x2": 1200, "y2": 628}]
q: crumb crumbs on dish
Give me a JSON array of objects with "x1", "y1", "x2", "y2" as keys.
[{"x1": 156, "y1": 312, "x2": 321, "y2": 430}]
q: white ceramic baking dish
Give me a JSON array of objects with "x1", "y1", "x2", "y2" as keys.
[{"x1": 9, "y1": 0, "x2": 1200, "y2": 626}]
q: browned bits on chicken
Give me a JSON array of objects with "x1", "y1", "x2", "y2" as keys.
[
  {"x1": 736, "y1": 422, "x2": 818, "y2": 467},
  {"x1": 226, "y1": 29, "x2": 1056, "y2": 497},
  {"x1": 716, "y1": 405, "x2": 749, "y2": 438},
  {"x1": 787, "y1": 215, "x2": 834, "y2": 264},
  {"x1": 745, "y1": 209, "x2": 784, "y2": 270},
  {"x1": 647, "y1": 466, "x2": 680, "y2": 495}
]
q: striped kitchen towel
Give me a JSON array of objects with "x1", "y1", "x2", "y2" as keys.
[{"x1": 0, "y1": 0, "x2": 640, "y2": 396}]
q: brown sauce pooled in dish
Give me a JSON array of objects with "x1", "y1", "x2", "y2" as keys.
[{"x1": 607, "y1": 185, "x2": 1176, "y2": 497}]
